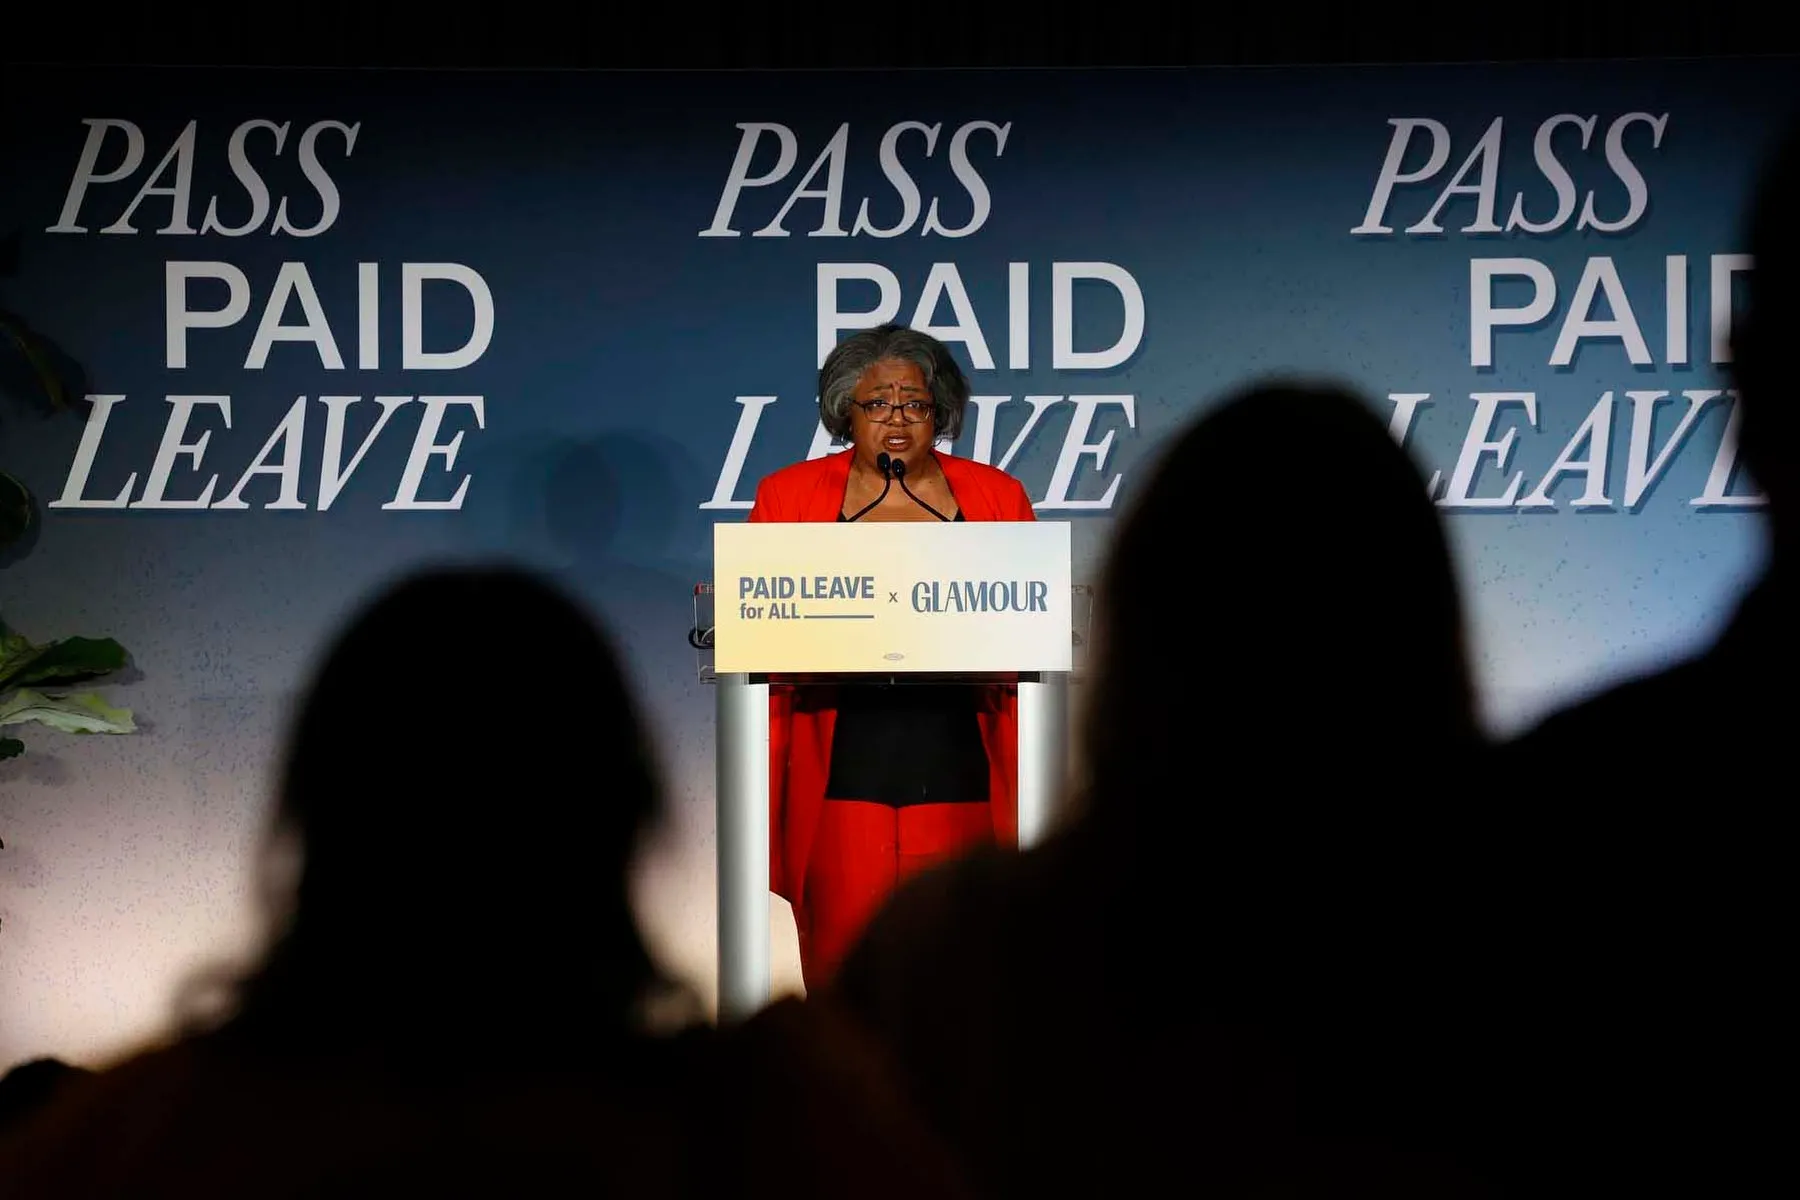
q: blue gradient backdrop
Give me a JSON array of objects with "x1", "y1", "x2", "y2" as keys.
[{"x1": 1, "y1": 62, "x2": 1792, "y2": 1065}]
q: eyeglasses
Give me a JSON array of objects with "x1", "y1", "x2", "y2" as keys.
[{"x1": 853, "y1": 399, "x2": 934, "y2": 423}]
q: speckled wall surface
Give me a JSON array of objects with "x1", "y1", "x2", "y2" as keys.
[{"x1": 1, "y1": 61, "x2": 1791, "y2": 1067}]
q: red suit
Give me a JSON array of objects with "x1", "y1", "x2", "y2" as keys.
[{"x1": 747, "y1": 449, "x2": 1036, "y2": 987}]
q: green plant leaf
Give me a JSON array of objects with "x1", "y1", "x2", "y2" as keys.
[
  {"x1": 0, "y1": 309, "x2": 70, "y2": 411},
  {"x1": 0, "y1": 688, "x2": 135, "y2": 734},
  {"x1": 0, "y1": 635, "x2": 127, "y2": 689},
  {"x1": 0, "y1": 471, "x2": 30, "y2": 549},
  {"x1": 0, "y1": 630, "x2": 39, "y2": 684},
  {"x1": 0, "y1": 735, "x2": 21, "y2": 759}
]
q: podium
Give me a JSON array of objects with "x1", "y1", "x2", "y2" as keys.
[{"x1": 698, "y1": 520, "x2": 1078, "y2": 1020}]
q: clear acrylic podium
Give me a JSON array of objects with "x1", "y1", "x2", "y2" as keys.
[{"x1": 692, "y1": 521, "x2": 1091, "y2": 1021}]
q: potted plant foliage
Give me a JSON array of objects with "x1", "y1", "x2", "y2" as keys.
[{"x1": 0, "y1": 296, "x2": 137, "y2": 852}]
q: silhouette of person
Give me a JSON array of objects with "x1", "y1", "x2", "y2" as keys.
[
  {"x1": 0, "y1": 566, "x2": 979, "y2": 1200},
  {"x1": 828, "y1": 383, "x2": 1504, "y2": 1199},
  {"x1": 1486, "y1": 110, "x2": 1800, "y2": 1197},
  {"x1": 0, "y1": 1059, "x2": 91, "y2": 1139}
]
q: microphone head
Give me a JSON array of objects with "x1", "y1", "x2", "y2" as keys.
[
  {"x1": 891, "y1": 458, "x2": 907, "y2": 479},
  {"x1": 876, "y1": 451, "x2": 892, "y2": 477}
]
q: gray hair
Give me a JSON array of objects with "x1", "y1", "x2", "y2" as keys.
[{"x1": 817, "y1": 324, "x2": 970, "y2": 441}]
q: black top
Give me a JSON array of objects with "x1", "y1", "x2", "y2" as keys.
[{"x1": 828, "y1": 508, "x2": 990, "y2": 807}]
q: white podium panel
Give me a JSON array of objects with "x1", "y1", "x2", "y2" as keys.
[{"x1": 707, "y1": 520, "x2": 1075, "y2": 1021}]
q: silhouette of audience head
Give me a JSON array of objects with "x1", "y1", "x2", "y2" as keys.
[
  {"x1": 0, "y1": 1059, "x2": 89, "y2": 1137},
  {"x1": 1082, "y1": 382, "x2": 1476, "y2": 831},
  {"x1": 230, "y1": 565, "x2": 668, "y2": 1055},
  {"x1": 1731, "y1": 112, "x2": 1800, "y2": 524}
]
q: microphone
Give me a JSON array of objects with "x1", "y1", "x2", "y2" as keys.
[
  {"x1": 892, "y1": 459, "x2": 951, "y2": 521},
  {"x1": 843, "y1": 452, "x2": 894, "y2": 522}
]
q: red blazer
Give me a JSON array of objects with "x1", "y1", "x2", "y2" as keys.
[{"x1": 746, "y1": 449, "x2": 1038, "y2": 906}]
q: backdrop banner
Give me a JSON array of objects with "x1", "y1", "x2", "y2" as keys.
[{"x1": 2, "y1": 61, "x2": 1792, "y2": 1063}]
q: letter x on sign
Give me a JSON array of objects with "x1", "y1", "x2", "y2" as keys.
[{"x1": 889, "y1": 591, "x2": 899, "y2": 603}]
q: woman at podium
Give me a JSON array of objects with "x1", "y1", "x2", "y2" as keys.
[{"x1": 747, "y1": 323, "x2": 1037, "y2": 988}]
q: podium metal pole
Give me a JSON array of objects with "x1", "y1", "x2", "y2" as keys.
[
  {"x1": 1015, "y1": 671, "x2": 1070, "y2": 849},
  {"x1": 715, "y1": 672, "x2": 770, "y2": 1022}
]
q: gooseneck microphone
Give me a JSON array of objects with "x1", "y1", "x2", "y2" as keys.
[
  {"x1": 892, "y1": 459, "x2": 951, "y2": 521},
  {"x1": 843, "y1": 452, "x2": 894, "y2": 521}
]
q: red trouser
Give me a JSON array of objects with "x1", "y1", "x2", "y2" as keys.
[{"x1": 796, "y1": 798, "x2": 995, "y2": 990}]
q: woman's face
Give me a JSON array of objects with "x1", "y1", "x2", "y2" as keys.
[{"x1": 848, "y1": 359, "x2": 936, "y2": 474}]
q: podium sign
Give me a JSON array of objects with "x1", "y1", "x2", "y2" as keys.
[
  {"x1": 709, "y1": 518, "x2": 1075, "y2": 1022},
  {"x1": 712, "y1": 521, "x2": 1074, "y2": 675}
]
